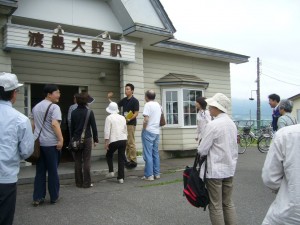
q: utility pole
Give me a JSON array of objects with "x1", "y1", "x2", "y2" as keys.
[{"x1": 257, "y1": 57, "x2": 261, "y2": 128}]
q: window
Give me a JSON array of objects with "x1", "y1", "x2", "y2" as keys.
[
  {"x1": 166, "y1": 91, "x2": 178, "y2": 125},
  {"x1": 163, "y1": 88, "x2": 203, "y2": 127},
  {"x1": 183, "y1": 89, "x2": 202, "y2": 126}
]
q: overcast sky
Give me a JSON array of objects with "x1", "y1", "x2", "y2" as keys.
[{"x1": 160, "y1": 0, "x2": 300, "y2": 101}]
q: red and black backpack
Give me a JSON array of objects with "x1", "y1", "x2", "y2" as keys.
[{"x1": 183, "y1": 154, "x2": 209, "y2": 210}]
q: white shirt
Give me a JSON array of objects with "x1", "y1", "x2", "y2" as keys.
[
  {"x1": 143, "y1": 101, "x2": 161, "y2": 135},
  {"x1": 262, "y1": 124, "x2": 300, "y2": 225},
  {"x1": 104, "y1": 113, "x2": 127, "y2": 144},
  {"x1": 196, "y1": 109, "x2": 211, "y2": 140},
  {"x1": 197, "y1": 113, "x2": 238, "y2": 179}
]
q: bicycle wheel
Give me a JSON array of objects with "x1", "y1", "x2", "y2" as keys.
[
  {"x1": 241, "y1": 134, "x2": 252, "y2": 147},
  {"x1": 238, "y1": 135, "x2": 251, "y2": 154},
  {"x1": 258, "y1": 136, "x2": 272, "y2": 153}
]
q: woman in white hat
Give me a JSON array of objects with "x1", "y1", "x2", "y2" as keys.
[
  {"x1": 104, "y1": 102, "x2": 127, "y2": 184},
  {"x1": 197, "y1": 93, "x2": 238, "y2": 225}
]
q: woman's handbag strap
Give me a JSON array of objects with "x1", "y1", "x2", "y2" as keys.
[{"x1": 81, "y1": 109, "x2": 91, "y2": 139}]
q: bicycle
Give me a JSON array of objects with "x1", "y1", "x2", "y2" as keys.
[
  {"x1": 237, "y1": 122, "x2": 273, "y2": 154},
  {"x1": 256, "y1": 126, "x2": 273, "y2": 153}
]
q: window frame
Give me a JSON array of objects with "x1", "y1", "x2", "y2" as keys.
[{"x1": 162, "y1": 88, "x2": 205, "y2": 128}]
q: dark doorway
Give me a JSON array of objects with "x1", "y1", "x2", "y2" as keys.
[{"x1": 31, "y1": 84, "x2": 79, "y2": 162}]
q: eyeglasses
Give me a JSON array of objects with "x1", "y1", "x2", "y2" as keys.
[{"x1": 15, "y1": 89, "x2": 20, "y2": 93}]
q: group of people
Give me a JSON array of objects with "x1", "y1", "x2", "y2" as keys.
[
  {"x1": 106, "y1": 85, "x2": 163, "y2": 182},
  {"x1": 195, "y1": 92, "x2": 299, "y2": 225},
  {"x1": 268, "y1": 93, "x2": 297, "y2": 131},
  {"x1": 0, "y1": 73, "x2": 164, "y2": 225},
  {"x1": 1, "y1": 70, "x2": 300, "y2": 225}
]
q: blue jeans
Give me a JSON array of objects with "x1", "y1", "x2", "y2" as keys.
[
  {"x1": 33, "y1": 146, "x2": 60, "y2": 202},
  {"x1": 141, "y1": 129, "x2": 160, "y2": 177}
]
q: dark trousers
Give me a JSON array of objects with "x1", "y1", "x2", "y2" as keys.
[
  {"x1": 74, "y1": 137, "x2": 92, "y2": 188},
  {"x1": 106, "y1": 140, "x2": 127, "y2": 179},
  {"x1": 0, "y1": 183, "x2": 16, "y2": 225},
  {"x1": 33, "y1": 146, "x2": 60, "y2": 202}
]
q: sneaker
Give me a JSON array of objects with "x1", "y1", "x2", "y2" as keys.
[
  {"x1": 83, "y1": 183, "x2": 93, "y2": 188},
  {"x1": 154, "y1": 175, "x2": 160, "y2": 179},
  {"x1": 141, "y1": 175, "x2": 154, "y2": 181},
  {"x1": 105, "y1": 172, "x2": 115, "y2": 178},
  {"x1": 32, "y1": 198, "x2": 45, "y2": 207},
  {"x1": 118, "y1": 179, "x2": 124, "y2": 184}
]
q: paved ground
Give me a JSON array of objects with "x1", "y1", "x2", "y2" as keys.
[{"x1": 13, "y1": 148, "x2": 274, "y2": 225}]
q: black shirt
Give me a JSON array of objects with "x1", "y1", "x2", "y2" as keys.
[
  {"x1": 71, "y1": 105, "x2": 98, "y2": 143},
  {"x1": 118, "y1": 96, "x2": 139, "y2": 126}
]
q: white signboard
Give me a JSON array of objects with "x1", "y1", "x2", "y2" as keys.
[{"x1": 4, "y1": 24, "x2": 136, "y2": 63}]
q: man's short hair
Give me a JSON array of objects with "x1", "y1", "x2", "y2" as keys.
[
  {"x1": 145, "y1": 90, "x2": 156, "y2": 100},
  {"x1": 125, "y1": 83, "x2": 134, "y2": 91},
  {"x1": 43, "y1": 84, "x2": 59, "y2": 98},
  {"x1": 0, "y1": 86, "x2": 14, "y2": 101},
  {"x1": 76, "y1": 92, "x2": 88, "y2": 106},
  {"x1": 268, "y1": 94, "x2": 280, "y2": 103}
]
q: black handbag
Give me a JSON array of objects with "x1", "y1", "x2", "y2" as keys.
[
  {"x1": 26, "y1": 103, "x2": 53, "y2": 163},
  {"x1": 183, "y1": 154, "x2": 209, "y2": 210},
  {"x1": 70, "y1": 109, "x2": 91, "y2": 152}
]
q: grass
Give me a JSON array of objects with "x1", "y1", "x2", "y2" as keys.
[{"x1": 139, "y1": 178, "x2": 182, "y2": 188}]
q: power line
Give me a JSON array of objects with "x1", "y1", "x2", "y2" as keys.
[
  {"x1": 263, "y1": 60, "x2": 300, "y2": 76},
  {"x1": 262, "y1": 66, "x2": 300, "y2": 81},
  {"x1": 261, "y1": 73, "x2": 300, "y2": 86}
]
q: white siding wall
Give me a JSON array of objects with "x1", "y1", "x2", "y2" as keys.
[
  {"x1": 0, "y1": 16, "x2": 12, "y2": 72},
  {"x1": 291, "y1": 98, "x2": 300, "y2": 122},
  {"x1": 11, "y1": 50, "x2": 120, "y2": 157},
  {"x1": 144, "y1": 50, "x2": 231, "y2": 151}
]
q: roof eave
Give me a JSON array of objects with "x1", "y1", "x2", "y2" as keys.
[
  {"x1": 0, "y1": 0, "x2": 17, "y2": 16},
  {"x1": 123, "y1": 23, "x2": 174, "y2": 38},
  {"x1": 154, "y1": 40, "x2": 249, "y2": 64},
  {"x1": 150, "y1": 0, "x2": 176, "y2": 34}
]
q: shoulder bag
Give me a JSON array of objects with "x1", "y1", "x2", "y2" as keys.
[
  {"x1": 26, "y1": 103, "x2": 53, "y2": 163},
  {"x1": 70, "y1": 109, "x2": 91, "y2": 152}
]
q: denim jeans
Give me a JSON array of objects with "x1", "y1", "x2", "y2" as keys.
[
  {"x1": 33, "y1": 146, "x2": 60, "y2": 202},
  {"x1": 141, "y1": 129, "x2": 160, "y2": 177}
]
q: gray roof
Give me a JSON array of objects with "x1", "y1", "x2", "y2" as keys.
[
  {"x1": 155, "y1": 73, "x2": 209, "y2": 88},
  {"x1": 288, "y1": 93, "x2": 300, "y2": 101}
]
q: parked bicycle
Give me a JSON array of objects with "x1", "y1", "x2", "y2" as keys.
[{"x1": 237, "y1": 121, "x2": 273, "y2": 154}]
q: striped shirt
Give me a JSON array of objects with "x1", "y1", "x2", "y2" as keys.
[{"x1": 197, "y1": 113, "x2": 238, "y2": 179}]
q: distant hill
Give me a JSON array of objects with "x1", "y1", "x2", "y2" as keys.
[{"x1": 231, "y1": 98, "x2": 272, "y2": 122}]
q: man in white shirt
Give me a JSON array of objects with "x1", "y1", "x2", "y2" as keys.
[
  {"x1": 141, "y1": 90, "x2": 162, "y2": 181},
  {"x1": 198, "y1": 93, "x2": 238, "y2": 225},
  {"x1": 262, "y1": 124, "x2": 300, "y2": 224}
]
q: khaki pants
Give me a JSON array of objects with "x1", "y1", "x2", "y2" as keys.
[
  {"x1": 206, "y1": 177, "x2": 237, "y2": 225},
  {"x1": 126, "y1": 125, "x2": 137, "y2": 163}
]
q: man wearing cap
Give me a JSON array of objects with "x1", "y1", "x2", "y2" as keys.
[
  {"x1": 104, "y1": 102, "x2": 127, "y2": 184},
  {"x1": 0, "y1": 72, "x2": 34, "y2": 225},
  {"x1": 197, "y1": 93, "x2": 238, "y2": 225}
]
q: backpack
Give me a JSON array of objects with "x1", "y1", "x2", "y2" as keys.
[{"x1": 183, "y1": 154, "x2": 209, "y2": 210}]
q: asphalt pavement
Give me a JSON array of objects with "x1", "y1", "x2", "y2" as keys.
[{"x1": 13, "y1": 148, "x2": 274, "y2": 225}]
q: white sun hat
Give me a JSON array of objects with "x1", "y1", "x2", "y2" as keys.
[
  {"x1": 0, "y1": 72, "x2": 23, "y2": 91},
  {"x1": 206, "y1": 93, "x2": 230, "y2": 113},
  {"x1": 106, "y1": 102, "x2": 119, "y2": 114}
]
